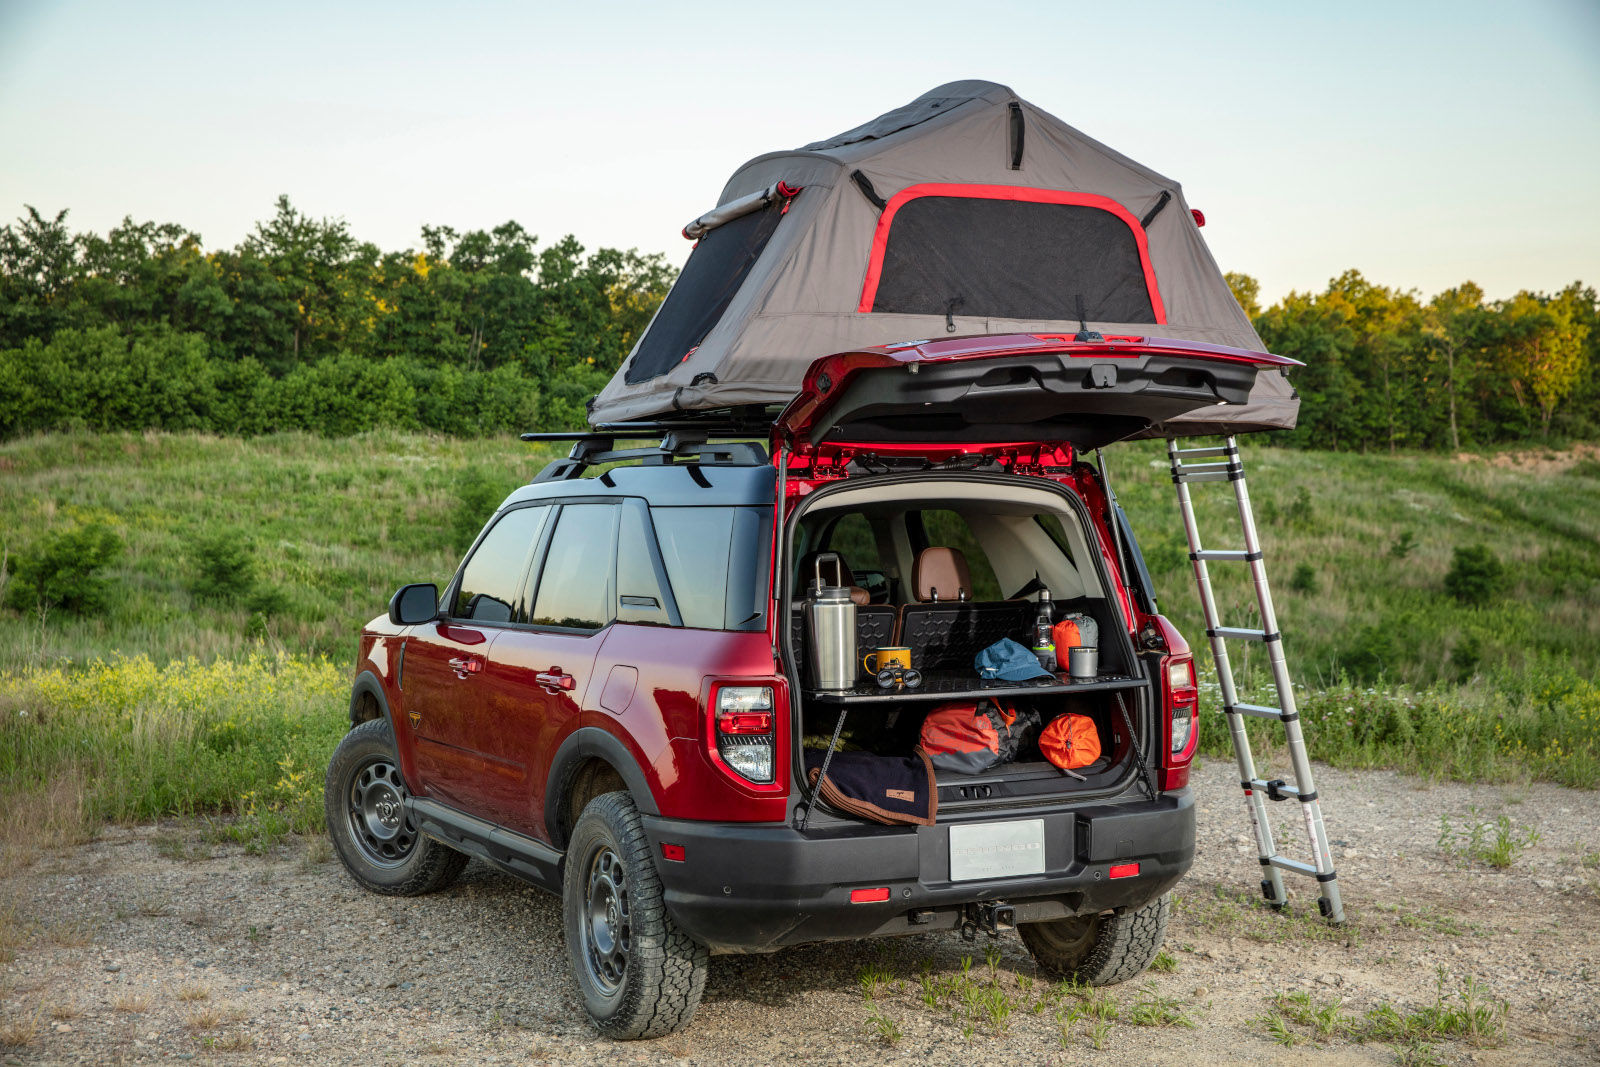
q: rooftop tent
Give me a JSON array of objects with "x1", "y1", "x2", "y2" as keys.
[{"x1": 589, "y1": 80, "x2": 1296, "y2": 437}]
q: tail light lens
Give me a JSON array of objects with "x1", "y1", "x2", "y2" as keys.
[
  {"x1": 712, "y1": 686, "x2": 775, "y2": 784},
  {"x1": 1162, "y1": 654, "x2": 1199, "y2": 789}
]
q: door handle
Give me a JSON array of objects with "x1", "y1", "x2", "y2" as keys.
[
  {"x1": 449, "y1": 656, "x2": 483, "y2": 679},
  {"x1": 535, "y1": 667, "x2": 576, "y2": 692}
]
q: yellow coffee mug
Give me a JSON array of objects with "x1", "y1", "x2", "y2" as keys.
[{"x1": 863, "y1": 647, "x2": 912, "y2": 674}]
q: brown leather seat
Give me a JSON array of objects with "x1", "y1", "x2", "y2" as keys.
[
  {"x1": 797, "y1": 551, "x2": 870, "y2": 607},
  {"x1": 913, "y1": 547, "x2": 973, "y2": 602}
]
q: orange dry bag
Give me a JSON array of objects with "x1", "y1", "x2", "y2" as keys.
[{"x1": 1039, "y1": 713, "x2": 1101, "y2": 771}]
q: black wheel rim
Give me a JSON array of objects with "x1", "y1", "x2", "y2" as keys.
[
  {"x1": 582, "y1": 846, "x2": 631, "y2": 996},
  {"x1": 1033, "y1": 914, "x2": 1098, "y2": 958},
  {"x1": 345, "y1": 756, "x2": 417, "y2": 868}
]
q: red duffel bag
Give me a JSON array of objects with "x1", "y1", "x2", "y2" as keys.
[{"x1": 919, "y1": 699, "x2": 1040, "y2": 774}]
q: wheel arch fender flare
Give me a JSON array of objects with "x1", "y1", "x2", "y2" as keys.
[
  {"x1": 545, "y1": 727, "x2": 661, "y2": 848},
  {"x1": 349, "y1": 670, "x2": 393, "y2": 731}
]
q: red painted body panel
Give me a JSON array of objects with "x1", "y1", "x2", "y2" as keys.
[
  {"x1": 583, "y1": 624, "x2": 789, "y2": 825},
  {"x1": 770, "y1": 333, "x2": 1300, "y2": 451},
  {"x1": 480, "y1": 626, "x2": 607, "y2": 837}
]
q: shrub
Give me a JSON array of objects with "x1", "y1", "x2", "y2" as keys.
[
  {"x1": 451, "y1": 469, "x2": 512, "y2": 553},
  {"x1": 2, "y1": 523, "x2": 124, "y2": 615},
  {"x1": 188, "y1": 532, "x2": 256, "y2": 604},
  {"x1": 1339, "y1": 624, "x2": 1400, "y2": 683},
  {"x1": 1289, "y1": 562, "x2": 1318, "y2": 594},
  {"x1": 1390, "y1": 530, "x2": 1417, "y2": 559},
  {"x1": 1444, "y1": 544, "x2": 1505, "y2": 606},
  {"x1": 272, "y1": 354, "x2": 418, "y2": 436},
  {"x1": 1449, "y1": 634, "x2": 1482, "y2": 683}
]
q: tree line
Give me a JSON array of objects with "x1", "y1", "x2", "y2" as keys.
[
  {"x1": 1, "y1": 199, "x2": 1594, "y2": 448},
  {"x1": 1229, "y1": 271, "x2": 1597, "y2": 450},
  {"x1": 0, "y1": 198, "x2": 673, "y2": 437}
]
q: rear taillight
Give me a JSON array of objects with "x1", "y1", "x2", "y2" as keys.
[
  {"x1": 712, "y1": 685, "x2": 775, "y2": 784},
  {"x1": 1162, "y1": 654, "x2": 1199, "y2": 789}
]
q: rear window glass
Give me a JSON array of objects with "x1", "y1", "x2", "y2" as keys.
[
  {"x1": 870, "y1": 196, "x2": 1157, "y2": 323},
  {"x1": 530, "y1": 504, "x2": 617, "y2": 629},
  {"x1": 651, "y1": 506, "x2": 771, "y2": 631}
]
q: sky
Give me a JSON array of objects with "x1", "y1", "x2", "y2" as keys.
[{"x1": 1, "y1": 0, "x2": 1597, "y2": 304}]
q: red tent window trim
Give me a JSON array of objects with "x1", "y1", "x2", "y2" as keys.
[{"x1": 854, "y1": 183, "x2": 1167, "y2": 324}]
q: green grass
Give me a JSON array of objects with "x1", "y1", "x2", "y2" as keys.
[
  {"x1": 1253, "y1": 968, "x2": 1507, "y2": 1059},
  {"x1": 0, "y1": 653, "x2": 342, "y2": 847},
  {"x1": 0, "y1": 430, "x2": 568, "y2": 670}
]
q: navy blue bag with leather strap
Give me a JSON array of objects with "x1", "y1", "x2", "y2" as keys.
[{"x1": 803, "y1": 748, "x2": 937, "y2": 826}]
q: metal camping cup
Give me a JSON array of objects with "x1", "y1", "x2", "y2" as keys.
[
  {"x1": 862, "y1": 647, "x2": 911, "y2": 675},
  {"x1": 804, "y1": 552, "x2": 856, "y2": 691},
  {"x1": 1067, "y1": 645, "x2": 1099, "y2": 680}
]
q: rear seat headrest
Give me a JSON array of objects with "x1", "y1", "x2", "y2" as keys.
[{"x1": 914, "y1": 547, "x2": 973, "y2": 602}]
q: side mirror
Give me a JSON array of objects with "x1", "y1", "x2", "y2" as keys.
[{"x1": 389, "y1": 583, "x2": 440, "y2": 626}]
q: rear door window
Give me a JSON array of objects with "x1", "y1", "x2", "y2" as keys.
[
  {"x1": 452, "y1": 505, "x2": 550, "y2": 623},
  {"x1": 530, "y1": 504, "x2": 618, "y2": 630}
]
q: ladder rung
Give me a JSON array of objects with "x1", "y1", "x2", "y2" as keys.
[
  {"x1": 1175, "y1": 461, "x2": 1235, "y2": 474},
  {"x1": 1193, "y1": 549, "x2": 1258, "y2": 562},
  {"x1": 1175, "y1": 470, "x2": 1238, "y2": 484},
  {"x1": 1250, "y1": 778, "x2": 1308, "y2": 799},
  {"x1": 1172, "y1": 446, "x2": 1234, "y2": 458},
  {"x1": 1267, "y1": 856, "x2": 1321, "y2": 878},
  {"x1": 1211, "y1": 626, "x2": 1278, "y2": 643},
  {"x1": 1229, "y1": 702, "x2": 1286, "y2": 721}
]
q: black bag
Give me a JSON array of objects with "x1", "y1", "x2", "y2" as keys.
[{"x1": 803, "y1": 748, "x2": 937, "y2": 825}]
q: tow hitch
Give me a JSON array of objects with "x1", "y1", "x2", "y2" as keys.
[{"x1": 958, "y1": 901, "x2": 1016, "y2": 941}]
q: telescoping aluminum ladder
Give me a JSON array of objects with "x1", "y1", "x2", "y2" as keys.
[{"x1": 1166, "y1": 437, "x2": 1344, "y2": 924}]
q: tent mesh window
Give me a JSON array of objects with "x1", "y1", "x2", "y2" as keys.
[
  {"x1": 867, "y1": 197, "x2": 1158, "y2": 323},
  {"x1": 624, "y1": 200, "x2": 786, "y2": 384}
]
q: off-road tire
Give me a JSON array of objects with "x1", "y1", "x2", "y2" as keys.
[
  {"x1": 324, "y1": 718, "x2": 467, "y2": 896},
  {"x1": 563, "y1": 791, "x2": 708, "y2": 1039},
  {"x1": 1019, "y1": 893, "x2": 1170, "y2": 986}
]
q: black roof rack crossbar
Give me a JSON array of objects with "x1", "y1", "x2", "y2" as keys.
[{"x1": 525, "y1": 429, "x2": 770, "y2": 483}]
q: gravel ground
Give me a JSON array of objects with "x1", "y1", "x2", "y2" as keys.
[{"x1": 2, "y1": 758, "x2": 1596, "y2": 1066}]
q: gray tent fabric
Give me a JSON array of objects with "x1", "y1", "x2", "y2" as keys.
[{"x1": 590, "y1": 81, "x2": 1296, "y2": 437}]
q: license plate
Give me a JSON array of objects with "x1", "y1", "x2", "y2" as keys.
[{"x1": 948, "y1": 819, "x2": 1046, "y2": 881}]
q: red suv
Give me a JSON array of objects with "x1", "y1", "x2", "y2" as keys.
[{"x1": 325, "y1": 333, "x2": 1294, "y2": 1038}]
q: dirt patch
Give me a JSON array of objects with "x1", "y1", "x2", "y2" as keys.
[
  {"x1": 1454, "y1": 442, "x2": 1600, "y2": 474},
  {"x1": 0, "y1": 760, "x2": 1595, "y2": 1065}
]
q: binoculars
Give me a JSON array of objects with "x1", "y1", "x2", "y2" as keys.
[{"x1": 874, "y1": 665, "x2": 923, "y2": 690}]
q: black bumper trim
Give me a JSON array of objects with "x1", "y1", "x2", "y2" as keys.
[{"x1": 641, "y1": 790, "x2": 1195, "y2": 953}]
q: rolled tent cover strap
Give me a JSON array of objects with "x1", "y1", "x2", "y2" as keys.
[
  {"x1": 681, "y1": 182, "x2": 801, "y2": 241},
  {"x1": 591, "y1": 79, "x2": 1297, "y2": 437}
]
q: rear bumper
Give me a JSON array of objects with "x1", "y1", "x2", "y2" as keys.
[{"x1": 641, "y1": 789, "x2": 1193, "y2": 953}]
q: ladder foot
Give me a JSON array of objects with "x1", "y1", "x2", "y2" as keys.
[
  {"x1": 1317, "y1": 897, "x2": 1344, "y2": 923},
  {"x1": 1260, "y1": 880, "x2": 1286, "y2": 908}
]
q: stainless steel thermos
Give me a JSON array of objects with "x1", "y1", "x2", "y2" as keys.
[{"x1": 804, "y1": 552, "x2": 856, "y2": 691}]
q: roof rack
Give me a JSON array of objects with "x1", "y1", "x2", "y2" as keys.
[{"x1": 523, "y1": 427, "x2": 771, "y2": 483}]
